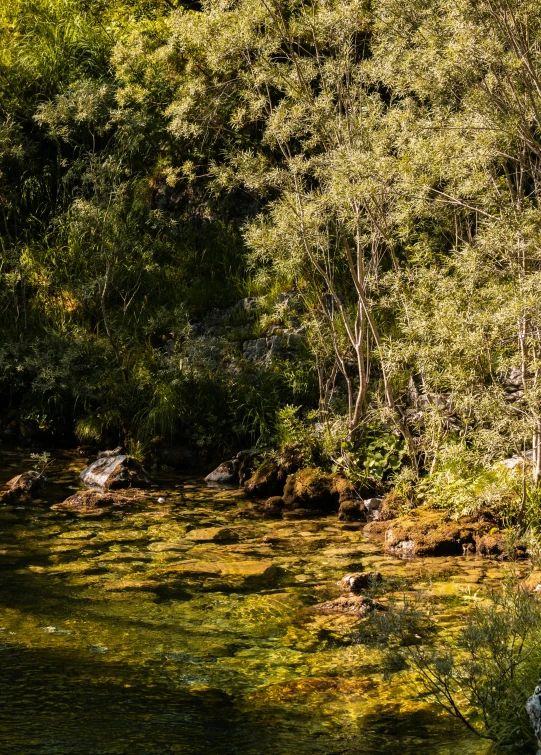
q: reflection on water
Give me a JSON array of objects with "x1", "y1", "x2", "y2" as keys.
[{"x1": 0, "y1": 450, "x2": 497, "y2": 754}]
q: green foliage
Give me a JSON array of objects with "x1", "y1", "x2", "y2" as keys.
[
  {"x1": 275, "y1": 405, "x2": 322, "y2": 465},
  {"x1": 374, "y1": 579, "x2": 541, "y2": 749},
  {"x1": 336, "y1": 427, "x2": 407, "y2": 484}
]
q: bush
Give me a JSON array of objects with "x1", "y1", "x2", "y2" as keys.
[{"x1": 372, "y1": 578, "x2": 541, "y2": 750}]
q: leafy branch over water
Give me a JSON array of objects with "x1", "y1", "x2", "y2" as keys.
[{"x1": 372, "y1": 579, "x2": 541, "y2": 750}]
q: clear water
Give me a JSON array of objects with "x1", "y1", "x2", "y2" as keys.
[{"x1": 0, "y1": 449, "x2": 501, "y2": 754}]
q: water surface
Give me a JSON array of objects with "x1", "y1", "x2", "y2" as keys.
[{"x1": 0, "y1": 450, "x2": 503, "y2": 754}]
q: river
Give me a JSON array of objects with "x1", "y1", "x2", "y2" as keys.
[{"x1": 0, "y1": 449, "x2": 504, "y2": 754}]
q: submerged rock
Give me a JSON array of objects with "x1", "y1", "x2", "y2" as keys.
[
  {"x1": 3, "y1": 470, "x2": 45, "y2": 499},
  {"x1": 51, "y1": 490, "x2": 133, "y2": 513},
  {"x1": 185, "y1": 526, "x2": 239, "y2": 543},
  {"x1": 80, "y1": 455, "x2": 152, "y2": 491},
  {"x1": 340, "y1": 571, "x2": 383, "y2": 594},
  {"x1": 162, "y1": 559, "x2": 278, "y2": 583},
  {"x1": 312, "y1": 595, "x2": 385, "y2": 616}
]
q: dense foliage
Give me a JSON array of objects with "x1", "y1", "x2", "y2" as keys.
[{"x1": 3, "y1": 0, "x2": 541, "y2": 504}]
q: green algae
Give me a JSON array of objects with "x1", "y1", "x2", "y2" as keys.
[{"x1": 0, "y1": 449, "x2": 512, "y2": 754}]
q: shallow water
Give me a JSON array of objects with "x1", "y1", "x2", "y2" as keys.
[{"x1": 0, "y1": 449, "x2": 510, "y2": 754}]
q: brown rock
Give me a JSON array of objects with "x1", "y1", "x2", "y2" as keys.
[
  {"x1": 244, "y1": 458, "x2": 287, "y2": 498},
  {"x1": 244, "y1": 447, "x2": 301, "y2": 498},
  {"x1": 375, "y1": 510, "x2": 478, "y2": 556},
  {"x1": 3, "y1": 470, "x2": 45, "y2": 499},
  {"x1": 282, "y1": 508, "x2": 325, "y2": 519},
  {"x1": 51, "y1": 490, "x2": 133, "y2": 513},
  {"x1": 312, "y1": 595, "x2": 385, "y2": 616},
  {"x1": 331, "y1": 475, "x2": 357, "y2": 503},
  {"x1": 340, "y1": 571, "x2": 383, "y2": 593},
  {"x1": 338, "y1": 499, "x2": 366, "y2": 522},
  {"x1": 262, "y1": 496, "x2": 284, "y2": 518}
]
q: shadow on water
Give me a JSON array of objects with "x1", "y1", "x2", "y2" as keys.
[{"x1": 0, "y1": 641, "x2": 485, "y2": 755}]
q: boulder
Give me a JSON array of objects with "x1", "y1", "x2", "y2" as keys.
[
  {"x1": 51, "y1": 490, "x2": 132, "y2": 514},
  {"x1": 3, "y1": 470, "x2": 45, "y2": 499},
  {"x1": 312, "y1": 595, "x2": 385, "y2": 617},
  {"x1": 262, "y1": 496, "x2": 285, "y2": 518},
  {"x1": 283, "y1": 468, "x2": 339, "y2": 512},
  {"x1": 331, "y1": 475, "x2": 357, "y2": 503},
  {"x1": 364, "y1": 497, "x2": 383, "y2": 519},
  {"x1": 205, "y1": 459, "x2": 239, "y2": 485},
  {"x1": 381, "y1": 513, "x2": 476, "y2": 556},
  {"x1": 244, "y1": 457, "x2": 286, "y2": 497},
  {"x1": 338, "y1": 499, "x2": 366, "y2": 522},
  {"x1": 340, "y1": 571, "x2": 383, "y2": 594},
  {"x1": 80, "y1": 455, "x2": 152, "y2": 491},
  {"x1": 185, "y1": 527, "x2": 239, "y2": 543}
]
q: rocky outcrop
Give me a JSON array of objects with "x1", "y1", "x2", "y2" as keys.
[
  {"x1": 51, "y1": 490, "x2": 133, "y2": 514},
  {"x1": 2, "y1": 470, "x2": 45, "y2": 499},
  {"x1": 340, "y1": 571, "x2": 383, "y2": 593},
  {"x1": 312, "y1": 595, "x2": 385, "y2": 616},
  {"x1": 244, "y1": 457, "x2": 287, "y2": 497},
  {"x1": 80, "y1": 455, "x2": 152, "y2": 491},
  {"x1": 364, "y1": 510, "x2": 479, "y2": 557}
]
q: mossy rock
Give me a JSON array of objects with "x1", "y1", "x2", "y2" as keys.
[
  {"x1": 338, "y1": 499, "x2": 366, "y2": 522},
  {"x1": 244, "y1": 446, "x2": 301, "y2": 498},
  {"x1": 283, "y1": 468, "x2": 339, "y2": 512},
  {"x1": 366, "y1": 509, "x2": 483, "y2": 557},
  {"x1": 244, "y1": 458, "x2": 287, "y2": 498}
]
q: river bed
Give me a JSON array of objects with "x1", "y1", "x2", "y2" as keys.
[{"x1": 0, "y1": 449, "x2": 511, "y2": 754}]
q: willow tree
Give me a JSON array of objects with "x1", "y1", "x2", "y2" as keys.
[
  {"x1": 164, "y1": 0, "x2": 417, "y2": 461},
  {"x1": 364, "y1": 0, "x2": 541, "y2": 484}
]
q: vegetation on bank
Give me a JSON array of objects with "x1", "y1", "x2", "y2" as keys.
[{"x1": 3, "y1": 0, "x2": 541, "y2": 531}]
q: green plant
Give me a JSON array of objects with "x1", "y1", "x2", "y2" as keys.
[
  {"x1": 336, "y1": 427, "x2": 407, "y2": 484},
  {"x1": 30, "y1": 451, "x2": 53, "y2": 479},
  {"x1": 373, "y1": 578, "x2": 541, "y2": 749}
]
